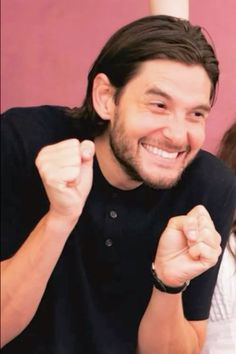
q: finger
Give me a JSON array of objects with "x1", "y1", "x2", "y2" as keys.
[
  {"x1": 41, "y1": 166, "x2": 81, "y2": 189},
  {"x1": 183, "y1": 215, "x2": 198, "y2": 243},
  {"x1": 80, "y1": 140, "x2": 95, "y2": 161},
  {"x1": 164, "y1": 206, "x2": 210, "y2": 232},
  {"x1": 183, "y1": 215, "x2": 220, "y2": 249},
  {"x1": 36, "y1": 139, "x2": 82, "y2": 169},
  {"x1": 77, "y1": 140, "x2": 95, "y2": 191},
  {"x1": 167, "y1": 214, "x2": 198, "y2": 248},
  {"x1": 197, "y1": 213, "x2": 215, "y2": 234},
  {"x1": 187, "y1": 205, "x2": 221, "y2": 248},
  {"x1": 188, "y1": 240, "x2": 222, "y2": 267},
  {"x1": 165, "y1": 208, "x2": 218, "y2": 248},
  {"x1": 187, "y1": 204, "x2": 210, "y2": 218},
  {"x1": 45, "y1": 141, "x2": 94, "y2": 188},
  {"x1": 38, "y1": 139, "x2": 81, "y2": 159},
  {"x1": 167, "y1": 206, "x2": 209, "y2": 238},
  {"x1": 197, "y1": 216, "x2": 221, "y2": 248},
  {"x1": 43, "y1": 138, "x2": 80, "y2": 151},
  {"x1": 40, "y1": 154, "x2": 82, "y2": 171},
  {"x1": 184, "y1": 205, "x2": 215, "y2": 240},
  {"x1": 188, "y1": 205, "x2": 215, "y2": 229},
  {"x1": 65, "y1": 140, "x2": 95, "y2": 188},
  {"x1": 36, "y1": 139, "x2": 94, "y2": 179}
]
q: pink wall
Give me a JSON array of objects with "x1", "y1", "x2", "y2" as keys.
[{"x1": 1, "y1": 0, "x2": 236, "y2": 153}]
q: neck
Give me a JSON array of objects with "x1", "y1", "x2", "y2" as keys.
[{"x1": 94, "y1": 133, "x2": 142, "y2": 191}]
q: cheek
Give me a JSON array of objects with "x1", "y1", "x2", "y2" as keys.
[
  {"x1": 129, "y1": 115, "x2": 159, "y2": 137},
  {"x1": 189, "y1": 125, "x2": 206, "y2": 149}
]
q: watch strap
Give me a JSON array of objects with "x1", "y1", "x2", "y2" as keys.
[{"x1": 151, "y1": 263, "x2": 190, "y2": 294}]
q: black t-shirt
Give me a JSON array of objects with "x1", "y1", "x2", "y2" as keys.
[{"x1": 1, "y1": 106, "x2": 236, "y2": 354}]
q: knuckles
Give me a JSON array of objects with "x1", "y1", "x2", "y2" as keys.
[{"x1": 35, "y1": 139, "x2": 83, "y2": 176}]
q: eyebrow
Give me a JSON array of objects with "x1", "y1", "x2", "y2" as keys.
[
  {"x1": 145, "y1": 87, "x2": 211, "y2": 113},
  {"x1": 145, "y1": 87, "x2": 171, "y2": 100}
]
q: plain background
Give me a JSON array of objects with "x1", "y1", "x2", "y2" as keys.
[{"x1": 1, "y1": 0, "x2": 236, "y2": 153}]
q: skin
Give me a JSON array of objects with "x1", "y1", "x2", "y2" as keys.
[
  {"x1": 1, "y1": 60, "x2": 221, "y2": 354},
  {"x1": 94, "y1": 60, "x2": 211, "y2": 190},
  {"x1": 93, "y1": 60, "x2": 221, "y2": 353}
]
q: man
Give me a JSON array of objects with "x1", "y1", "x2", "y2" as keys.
[{"x1": 1, "y1": 15, "x2": 235, "y2": 354}]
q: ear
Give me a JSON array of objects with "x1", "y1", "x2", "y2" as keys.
[{"x1": 92, "y1": 73, "x2": 116, "y2": 121}]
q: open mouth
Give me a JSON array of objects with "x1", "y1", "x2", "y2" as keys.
[{"x1": 141, "y1": 143, "x2": 184, "y2": 159}]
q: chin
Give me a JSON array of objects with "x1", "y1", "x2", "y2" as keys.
[
  {"x1": 144, "y1": 179, "x2": 180, "y2": 190},
  {"x1": 142, "y1": 170, "x2": 183, "y2": 190}
]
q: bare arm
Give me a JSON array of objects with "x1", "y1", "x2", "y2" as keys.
[
  {"x1": 1, "y1": 139, "x2": 95, "y2": 347},
  {"x1": 137, "y1": 205, "x2": 221, "y2": 354},
  {"x1": 149, "y1": 0, "x2": 189, "y2": 19},
  {"x1": 138, "y1": 290, "x2": 206, "y2": 354}
]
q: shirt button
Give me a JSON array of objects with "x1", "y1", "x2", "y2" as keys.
[
  {"x1": 105, "y1": 238, "x2": 113, "y2": 247},
  {"x1": 110, "y1": 210, "x2": 117, "y2": 219}
]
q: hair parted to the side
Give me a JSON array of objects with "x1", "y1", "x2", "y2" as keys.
[{"x1": 68, "y1": 15, "x2": 219, "y2": 139}]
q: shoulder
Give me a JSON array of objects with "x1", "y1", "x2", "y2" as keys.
[
  {"x1": 1, "y1": 104, "x2": 66, "y2": 119},
  {"x1": 186, "y1": 149, "x2": 234, "y2": 181},
  {"x1": 1, "y1": 105, "x2": 76, "y2": 161},
  {"x1": 182, "y1": 149, "x2": 236, "y2": 197},
  {"x1": 173, "y1": 150, "x2": 235, "y2": 246},
  {"x1": 1, "y1": 105, "x2": 72, "y2": 138}
]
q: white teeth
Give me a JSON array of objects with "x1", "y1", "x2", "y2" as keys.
[{"x1": 143, "y1": 144, "x2": 179, "y2": 159}]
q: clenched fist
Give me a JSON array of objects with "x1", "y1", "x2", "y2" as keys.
[
  {"x1": 153, "y1": 205, "x2": 222, "y2": 287},
  {"x1": 35, "y1": 138, "x2": 95, "y2": 221}
]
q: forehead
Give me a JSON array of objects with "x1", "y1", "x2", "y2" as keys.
[{"x1": 124, "y1": 59, "x2": 212, "y2": 104}]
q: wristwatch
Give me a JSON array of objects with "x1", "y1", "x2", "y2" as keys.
[{"x1": 151, "y1": 263, "x2": 190, "y2": 294}]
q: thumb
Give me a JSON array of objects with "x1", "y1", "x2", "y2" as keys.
[
  {"x1": 184, "y1": 205, "x2": 210, "y2": 242},
  {"x1": 80, "y1": 140, "x2": 95, "y2": 162},
  {"x1": 78, "y1": 140, "x2": 95, "y2": 191}
]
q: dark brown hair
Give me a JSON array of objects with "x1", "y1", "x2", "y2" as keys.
[
  {"x1": 69, "y1": 15, "x2": 219, "y2": 139},
  {"x1": 217, "y1": 122, "x2": 236, "y2": 173},
  {"x1": 217, "y1": 122, "x2": 236, "y2": 257}
]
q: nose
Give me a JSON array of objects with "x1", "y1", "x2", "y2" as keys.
[{"x1": 162, "y1": 114, "x2": 187, "y2": 147}]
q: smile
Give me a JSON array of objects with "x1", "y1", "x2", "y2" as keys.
[{"x1": 142, "y1": 143, "x2": 179, "y2": 159}]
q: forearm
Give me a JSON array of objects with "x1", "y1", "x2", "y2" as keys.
[
  {"x1": 137, "y1": 288, "x2": 205, "y2": 354},
  {"x1": 149, "y1": 0, "x2": 189, "y2": 19},
  {"x1": 1, "y1": 211, "x2": 77, "y2": 348},
  {"x1": 138, "y1": 205, "x2": 222, "y2": 353}
]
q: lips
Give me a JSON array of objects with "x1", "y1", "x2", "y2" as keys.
[{"x1": 142, "y1": 143, "x2": 182, "y2": 159}]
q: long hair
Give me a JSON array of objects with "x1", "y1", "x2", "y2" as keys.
[
  {"x1": 68, "y1": 15, "x2": 219, "y2": 139},
  {"x1": 217, "y1": 122, "x2": 236, "y2": 173},
  {"x1": 217, "y1": 122, "x2": 236, "y2": 258}
]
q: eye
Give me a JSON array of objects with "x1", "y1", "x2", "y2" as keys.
[
  {"x1": 192, "y1": 111, "x2": 207, "y2": 120},
  {"x1": 194, "y1": 111, "x2": 203, "y2": 117},
  {"x1": 150, "y1": 101, "x2": 167, "y2": 113},
  {"x1": 155, "y1": 102, "x2": 166, "y2": 109}
]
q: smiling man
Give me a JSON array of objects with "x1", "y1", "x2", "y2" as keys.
[
  {"x1": 94, "y1": 60, "x2": 211, "y2": 190},
  {"x1": 1, "y1": 15, "x2": 235, "y2": 354}
]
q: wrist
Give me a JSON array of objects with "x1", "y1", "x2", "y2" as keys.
[
  {"x1": 48, "y1": 205, "x2": 81, "y2": 223},
  {"x1": 151, "y1": 263, "x2": 190, "y2": 294},
  {"x1": 46, "y1": 209, "x2": 79, "y2": 232}
]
